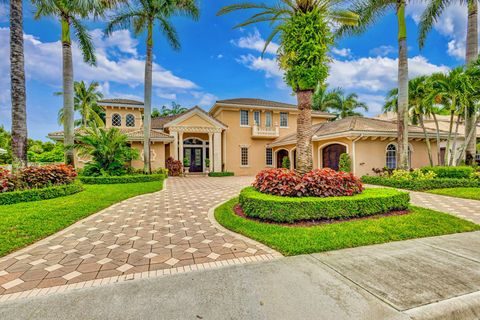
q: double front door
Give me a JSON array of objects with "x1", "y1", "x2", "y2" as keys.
[{"x1": 185, "y1": 147, "x2": 203, "y2": 172}]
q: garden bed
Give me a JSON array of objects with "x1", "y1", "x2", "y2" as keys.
[
  {"x1": 239, "y1": 187, "x2": 409, "y2": 223},
  {"x1": 0, "y1": 182, "x2": 84, "y2": 205},
  {"x1": 79, "y1": 174, "x2": 166, "y2": 184},
  {"x1": 361, "y1": 175, "x2": 480, "y2": 191}
]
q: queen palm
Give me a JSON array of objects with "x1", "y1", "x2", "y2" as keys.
[
  {"x1": 106, "y1": 0, "x2": 199, "y2": 174},
  {"x1": 218, "y1": 0, "x2": 358, "y2": 174},
  {"x1": 418, "y1": 0, "x2": 478, "y2": 164},
  {"x1": 312, "y1": 83, "x2": 342, "y2": 112},
  {"x1": 32, "y1": 0, "x2": 118, "y2": 165},
  {"x1": 326, "y1": 88, "x2": 368, "y2": 119}
]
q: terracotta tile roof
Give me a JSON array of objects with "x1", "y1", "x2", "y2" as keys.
[
  {"x1": 98, "y1": 99, "x2": 144, "y2": 106},
  {"x1": 151, "y1": 113, "x2": 186, "y2": 129},
  {"x1": 48, "y1": 127, "x2": 173, "y2": 141}
]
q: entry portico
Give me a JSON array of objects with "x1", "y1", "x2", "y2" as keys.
[{"x1": 164, "y1": 107, "x2": 227, "y2": 173}]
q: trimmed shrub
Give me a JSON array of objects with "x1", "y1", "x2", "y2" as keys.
[
  {"x1": 282, "y1": 157, "x2": 291, "y2": 169},
  {"x1": 239, "y1": 187, "x2": 410, "y2": 223},
  {"x1": 18, "y1": 164, "x2": 77, "y2": 188},
  {"x1": 338, "y1": 153, "x2": 352, "y2": 172},
  {"x1": 253, "y1": 168, "x2": 305, "y2": 197},
  {"x1": 302, "y1": 168, "x2": 363, "y2": 197},
  {"x1": 166, "y1": 157, "x2": 182, "y2": 176},
  {"x1": 79, "y1": 174, "x2": 165, "y2": 185},
  {"x1": 361, "y1": 175, "x2": 480, "y2": 191},
  {"x1": 208, "y1": 172, "x2": 234, "y2": 177},
  {"x1": 0, "y1": 182, "x2": 83, "y2": 205},
  {"x1": 421, "y1": 166, "x2": 475, "y2": 179}
]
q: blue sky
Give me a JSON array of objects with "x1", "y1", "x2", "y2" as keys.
[{"x1": 0, "y1": 1, "x2": 474, "y2": 140}]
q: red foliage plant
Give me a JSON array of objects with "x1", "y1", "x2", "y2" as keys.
[
  {"x1": 166, "y1": 157, "x2": 183, "y2": 176},
  {"x1": 0, "y1": 168, "x2": 13, "y2": 193},
  {"x1": 252, "y1": 168, "x2": 363, "y2": 198}
]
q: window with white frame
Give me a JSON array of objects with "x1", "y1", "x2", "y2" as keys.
[
  {"x1": 265, "y1": 111, "x2": 272, "y2": 127},
  {"x1": 253, "y1": 111, "x2": 261, "y2": 126},
  {"x1": 241, "y1": 147, "x2": 249, "y2": 166},
  {"x1": 126, "y1": 114, "x2": 135, "y2": 127},
  {"x1": 266, "y1": 148, "x2": 273, "y2": 166},
  {"x1": 112, "y1": 113, "x2": 122, "y2": 127},
  {"x1": 280, "y1": 112, "x2": 288, "y2": 127},
  {"x1": 240, "y1": 110, "x2": 249, "y2": 126},
  {"x1": 386, "y1": 144, "x2": 396, "y2": 169}
]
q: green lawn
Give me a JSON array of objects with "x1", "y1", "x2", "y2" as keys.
[
  {"x1": 0, "y1": 180, "x2": 163, "y2": 257},
  {"x1": 428, "y1": 188, "x2": 480, "y2": 201},
  {"x1": 215, "y1": 198, "x2": 480, "y2": 256}
]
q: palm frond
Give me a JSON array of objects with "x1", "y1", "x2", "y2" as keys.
[{"x1": 71, "y1": 16, "x2": 96, "y2": 65}]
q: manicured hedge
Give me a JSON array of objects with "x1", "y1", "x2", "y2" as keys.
[
  {"x1": 0, "y1": 182, "x2": 84, "y2": 205},
  {"x1": 79, "y1": 174, "x2": 165, "y2": 185},
  {"x1": 361, "y1": 175, "x2": 480, "y2": 191},
  {"x1": 239, "y1": 187, "x2": 410, "y2": 223},
  {"x1": 421, "y1": 166, "x2": 475, "y2": 179},
  {"x1": 208, "y1": 172, "x2": 234, "y2": 177}
]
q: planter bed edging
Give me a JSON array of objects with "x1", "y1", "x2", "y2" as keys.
[{"x1": 0, "y1": 182, "x2": 84, "y2": 205}]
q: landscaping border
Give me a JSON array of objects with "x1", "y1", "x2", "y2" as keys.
[
  {"x1": 208, "y1": 172, "x2": 234, "y2": 177},
  {"x1": 79, "y1": 174, "x2": 166, "y2": 184},
  {"x1": 361, "y1": 176, "x2": 480, "y2": 191},
  {"x1": 0, "y1": 182, "x2": 84, "y2": 205},
  {"x1": 239, "y1": 187, "x2": 410, "y2": 223}
]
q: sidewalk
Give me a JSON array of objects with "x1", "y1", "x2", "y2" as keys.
[{"x1": 1, "y1": 231, "x2": 479, "y2": 320}]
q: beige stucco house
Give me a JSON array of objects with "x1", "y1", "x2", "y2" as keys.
[{"x1": 49, "y1": 98, "x2": 449, "y2": 176}]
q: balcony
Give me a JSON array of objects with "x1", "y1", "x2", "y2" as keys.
[{"x1": 251, "y1": 125, "x2": 280, "y2": 139}]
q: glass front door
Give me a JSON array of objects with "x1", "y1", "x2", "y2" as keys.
[{"x1": 185, "y1": 147, "x2": 203, "y2": 172}]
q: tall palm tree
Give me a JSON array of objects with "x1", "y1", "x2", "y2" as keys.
[
  {"x1": 32, "y1": 0, "x2": 119, "y2": 166},
  {"x1": 57, "y1": 81, "x2": 105, "y2": 127},
  {"x1": 218, "y1": 0, "x2": 358, "y2": 174},
  {"x1": 106, "y1": 0, "x2": 199, "y2": 174},
  {"x1": 325, "y1": 88, "x2": 368, "y2": 119},
  {"x1": 9, "y1": 0, "x2": 28, "y2": 170},
  {"x1": 418, "y1": 0, "x2": 478, "y2": 164},
  {"x1": 340, "y1": 0, "x2": 410, "y2": 169}
]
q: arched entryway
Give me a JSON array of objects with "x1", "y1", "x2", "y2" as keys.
[
  {"x1": 276, "y1": 149, "x2": 289, "y2": 168},
  {"x1": 322, "y1": 144, "x2": 347, "y2": 171}
]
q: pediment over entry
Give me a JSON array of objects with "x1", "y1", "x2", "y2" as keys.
[{"x1": 163, "y1": 106, "x2": 227, "y2": 130}]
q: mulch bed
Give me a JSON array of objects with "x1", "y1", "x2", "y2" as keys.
[{"x1": 233, "y1": 204, "x2": 411, "y2": 227}]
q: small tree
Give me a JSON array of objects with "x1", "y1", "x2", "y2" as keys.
[
  {"x1": 338, "y1": 153, "x2": 352, "y2": 172},
  {"x1": 282, "y1": 156, "x2": 291, "y2": 169}
]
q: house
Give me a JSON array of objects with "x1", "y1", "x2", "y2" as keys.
[{"x1": 49, "y1": 98, "x2": 448, "y2": 176}]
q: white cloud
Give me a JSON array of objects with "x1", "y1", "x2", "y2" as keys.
[
  {"x1": 191, "y1": 92, "x2": 218, "y2": 107},
  {"x1": 156, "y1": 90, "x2": 177, "y2": 100},
  {"x1": 369, "y1": 45, "x2": 396, "y2": 57},
  {"x1": 231, "y1": 29, "x2": 279, "y2": 55},
  {"x1": 331, "y1": 48, "x2": 352, "y2": 58},
  {"x1": 356, "y1": 93, "x2": 386, "y2": 116},
  {"x1": 217, "y1": 54, "x2": 224, "y2": 59},
  {"x1": 236, "y1": 54, "x2": 282, "y2": 79}
]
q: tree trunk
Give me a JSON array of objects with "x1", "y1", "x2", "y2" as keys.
[
  {"x1": 10, "y1": 0, "x2": 28, "y2": 170},
  {"x1": 449, "y1": 114, "x2": 461, "y2": 166},
  {"x1": 445, "y1": 106, "x2": 455, "y2": 166},
  {"x1": 418, "y1": 115, "x2": 433, "y2": 166},
  {"x1": 143, "y1": 22, "x2": 153, "y2": 174},
  {"x1": 432, "y1": 113, "x2": 442, "y2": 165},
  {"x1": 62, "y1": 17, "x2": 75, "y2": 165},
  {"x1": 465, "y1": 0, "x2": 478, "y2": 165},
  {"x1": 397, "y1": 1, "x2": 409, "y2": 169},
  {"x1": 296, "y1": 89, "x2": 313, "y2": 175}
]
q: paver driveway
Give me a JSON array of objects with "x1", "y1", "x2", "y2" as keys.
[{"x1": 0, "y1": 176, "x2": 279, "y2": 297}]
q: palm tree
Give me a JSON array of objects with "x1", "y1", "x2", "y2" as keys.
[
  {"x1": 9, "y1": 0, "x2": 28, "y2": 170},
  {"x1": 106, "y1": 0, "x2": 199, "y2": 174},
  {"x1": 312, "y1": 83, "x2": 342, "y2": 112},
  {"x1": 32, "y1": 0, "x2": 119, "y2": 166},
  {"x1": 340, "y1": 0, "x2": 410, "y2": 170},
  {"x1": 326, "y1": 88, "x2": 368, "y2": 119},
  {"x1": 418, "y1": 0, "x2": 478, "y2": 164},
  {"x1": 218, "y1": 0, "x2": 358, "y2": 174},
  {"x1": 57, "y1": 81, "x2": 105, "y2": 127}
]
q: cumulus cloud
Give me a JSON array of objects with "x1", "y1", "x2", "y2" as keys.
[
  {"x1": 331, "y1": 48, "x2": 352, "y2": 58},
  {"x1": 191, "y1": 92, "x2": 219, "y2": 107},
  {"x1": 369, "y1": 45, "x2": 396, "y2": 57},
  {"x1": 231, "y1": 29, "x2": 279, "y2": 55}
]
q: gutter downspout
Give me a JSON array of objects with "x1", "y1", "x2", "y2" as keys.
[{"x1": 352, "y1": 135, "x2": 364, "y2": 175}]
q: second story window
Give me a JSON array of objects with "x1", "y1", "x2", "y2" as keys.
[
  {"x1": 265, "y1": 112, "x2": 272, "y2": 128},
  {"x1": 253, "y1": 111, "x2": 261, "y2": 126},
  {"x1": 112, "y1": 113, "x2": 122, "y2": 127},
  {"x1": 280, "y1": 112, "x2": 288, "y2": 127},
  {"x1": 240, "y1": 110, "x2": 249, "y2": 126},
  {"x1": 126, "y1": 114, "x2": 135, "y2": 127}
]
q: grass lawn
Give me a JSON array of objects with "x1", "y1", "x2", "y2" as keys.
[
  {"x1": 0, "y1": 180, "x2": 163, "y2": 257},
  {"x1": 427, "y1": 188, "x2": 480, "y2": 201},
  {"x1": 215, "y1": 198, "x2": 480, "y2": 256}
]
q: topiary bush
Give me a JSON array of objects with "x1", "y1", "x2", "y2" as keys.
[
  {"x1": 282, "y1": 156, "x2": 291, "y2": 169},
  {"x1": 166, "y1": 157, "x2": 183, "y2": 176},
  {"x1": 79, "y1": 174, "x2": 165, "y2": 185},
  {"x1": 302, "y1": 168, "x2": 363, "y2": 197},
  {"x1": 421, "y1": 166, "x2": 475, "y2": 179},
  {"x1": 338, "y1": 153, "x2": 352, "y2": 172},
  {"x1": 253, "y1": 168, "x2": 305, "y2": 197}
]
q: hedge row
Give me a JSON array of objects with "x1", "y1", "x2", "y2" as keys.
[
  {"x1": 239, "y1": 187, "x2": 410, "y2": 223},
  {"x1": 79, "y1": 174, "x2": 166, "y2": 185},
  {"x1": 361, "y1": 175, "x2": 480, "y2": 191},
  {"x1": 0, "y1": 182, "x2": 84, "y2": 205},
  {"x1": 208, "y1": 172, "x2": 234, "y2": 177},
  {"x1": 421, "y1": 166, "x2": 475, "y2": 179}
]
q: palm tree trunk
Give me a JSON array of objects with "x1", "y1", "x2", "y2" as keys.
[
  {"x1": 143, "y1": 22, "x2": 153, "y2": 174},
  {"x1": 449, "y1": 114, "x2": 462, "y2": 166},
  {"x1": 296, "y1": 89, "x2": 313, "y2": 175},
  {"x1": 465, "y1": 0, "x2": 478, "y2": 165},
  {"x1": 10, "y1": 0, "x2": 28, "y2": 170},
  {"x1": 397, "y1": 1, "x2": 409, "y2": 169},
  {"x1": 445, "y1": 105, "x2": 455, "y2": 166},
  {"x1": 62, "y1": 17, "x2": 75, "y2": 165},
  {"x1": 431, "y1": 113, "x2": 442, "y2": 165},
  {"x1": 418, "y1": 115, "x2": 433, "y2": 166}
]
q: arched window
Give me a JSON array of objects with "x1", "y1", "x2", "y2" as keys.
[
  {"x1": 184, "y1": 138, "x2": 203, "y2": 145},
  {"x1": 112, "y1": 113, "x2": 122, "y2": 127},
  {"x1": 126, "y1": 114, "x2": 135, "y2": 127},
  {"x1": 386, "y1": 144, "x2": 396, "y2": 169}
]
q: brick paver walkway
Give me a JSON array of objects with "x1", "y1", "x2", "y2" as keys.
[{"x1": 0, "y1": 176, "x2": 279, "y2": 298}]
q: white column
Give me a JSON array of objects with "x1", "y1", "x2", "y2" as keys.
[
  {"x1": 208, "y1": 133, "x2": 213, "y2": 171},
  {"x1": 178, "y1": 131, "x2": 184, "y2": 162},
  {"x1": 172, "y1": 131, "x2": 178, "y2": 160},
  {"x1": 213, "y1": 132, "x2": 222, "y2": 172}
]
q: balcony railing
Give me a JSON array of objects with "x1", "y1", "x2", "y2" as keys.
[{"x1": 252, "y1": 125, "x2": 280, "y2": 139}]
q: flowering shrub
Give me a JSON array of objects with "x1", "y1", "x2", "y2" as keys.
[
  {"x1": 166, "y1": 157, "x2": 183, "y2": 176},
  {"x1": 253, "y1": 168, "x2": 305, "y2": 197},
  {"x1": 302, "y1": 168, "x2": 363, "y2": 197},
  {"x1": 390, "y1": 169, "x2": 436, "y2": 181}
]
